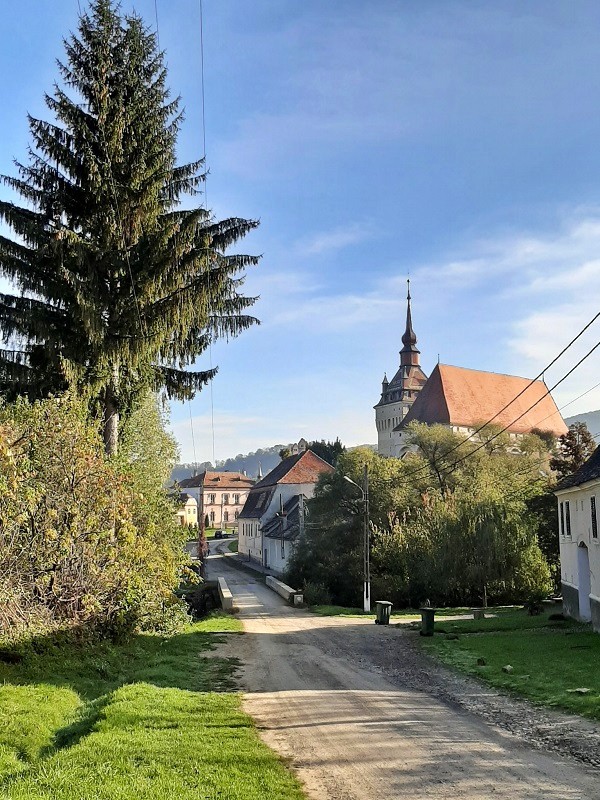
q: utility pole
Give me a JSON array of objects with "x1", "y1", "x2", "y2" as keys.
[
  {"x1": 363, "y1": 463, "x2": 370, "y2": 613},
  {"x1": 343, "y1": 469, "x2": 371, "y2": 613}
]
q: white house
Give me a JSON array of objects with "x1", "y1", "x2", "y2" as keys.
[
  {"x1": 555, "y1": 447, "x2": 600, "y2": 632},
  {"x1": 237, "y1": 447, "x2": 334, "y2": 575}
]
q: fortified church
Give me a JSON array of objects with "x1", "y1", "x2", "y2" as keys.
[{"x1": 374, "y1": 282, "x2": 567, "y2": 457}]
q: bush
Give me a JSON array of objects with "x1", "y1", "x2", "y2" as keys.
[
  {"x1": 302, "y1": 581, "x2": 333, "y2": 607},
  {"x1": 0, "y1": 394, "x2": 190, "y2": 640}
]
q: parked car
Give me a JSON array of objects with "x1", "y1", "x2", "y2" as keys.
[{"x1": 214, "y1": 529, "x2": 225, "y2": 539}]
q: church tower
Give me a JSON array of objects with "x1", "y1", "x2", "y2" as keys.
[{"x1": 374, "y1": 281, "x2": 428, "y2": 456}]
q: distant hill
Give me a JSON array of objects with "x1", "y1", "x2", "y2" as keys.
[
  {"x1": 170, "y1": 445, "x2": 291, "y2": 485},
  {"x1": 564, "y1": 410, "x2": 600, "y2": 437},
  {"x1": 170, "y1": 441, "x2": 378, "y2": 485}
]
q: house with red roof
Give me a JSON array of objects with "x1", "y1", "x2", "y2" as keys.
[
  {"x1": 392, "y1": 363, "x2": 567, "y2": 457},
  {"x1": 178, "y1": 470, "x2": 255, "y2": 529},
  {"x1": 376, "y1": 285, "x2": 567, "y2": 458},
  {"x1": 238, "y1": 443, "x2": 335, "y2": 574}
]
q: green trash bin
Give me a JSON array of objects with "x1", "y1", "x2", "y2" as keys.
[
  {"x1": 420, "y1": 607, "x2": 436, "y2": 636},
  {"x1": 375, "y1": 600, "x2": 393, "y2": 625}
]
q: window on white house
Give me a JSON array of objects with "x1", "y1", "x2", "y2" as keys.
[
  {"x1": 591, "y1": 496, "x2": 598, "y2": 539},
  {"x1": 565, "y1": 501, "x2": 571, "y2": 537},
  {"x1": 559, "y1": 502, "x2": 565, "y2": 536}
]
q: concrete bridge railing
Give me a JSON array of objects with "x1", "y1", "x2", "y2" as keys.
[
  {"x1": 218, "y1": 577, "x2": 234, "y2": 611},
  {"x1": 266, "y1": 575, "x2": 303, "y2": 606}
]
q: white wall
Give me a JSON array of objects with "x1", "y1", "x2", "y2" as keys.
[
  {"x1": 376, "y1": 400, "x2": 408, "y2": 457},
  {"x1": 556, "y1": 478, "x2": 600, "y2": 626},
  {"x1": 237, "y1": 517, "x2": 261, "y2": 561},
  {"x1": 238, "y1": 483, "x2": 317, "y2": 571}
]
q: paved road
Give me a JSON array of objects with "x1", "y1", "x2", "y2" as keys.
[{"x1": 206, "y1": 551, "x2": 599, "y2": 800}]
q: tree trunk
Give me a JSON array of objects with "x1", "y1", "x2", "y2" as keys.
[{"x1": 103, "y1": 367, "x2": 119, "y2": 456}]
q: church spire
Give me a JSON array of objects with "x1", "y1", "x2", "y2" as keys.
[{"x1": 400, "y1": 279, "x2": 420, "y2": 367}]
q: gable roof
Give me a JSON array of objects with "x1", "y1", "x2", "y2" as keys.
[
  {"x1": 252, "y1": 449, "x2": 334, "y2": 489},
  {"x1": 396, "y1": 363, "x2": 567, "y2": 437},
  {"x1": 238, "y1": 486, "x2": 276, "y2": 519},
  {"x1": 556, "y1": 446, "x2": 600, "y2": 490},
  {"x1": 262, "y1": 494, "x2": 305, "y2": 540},
  {"x1": 178, "y1": 471, "x2": 254, "y2": 490}
]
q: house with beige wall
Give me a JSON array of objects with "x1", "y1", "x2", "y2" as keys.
[
  {"x1": 174, "y1": 493, "x2": 198, "y2": 528},
  {"x1": 178, "y1": 471, "x2": 255, "y2": 529}
]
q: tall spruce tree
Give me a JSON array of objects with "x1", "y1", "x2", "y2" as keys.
[{"x1": 0, "y1": 0, "x2": 258, "y2": 453}]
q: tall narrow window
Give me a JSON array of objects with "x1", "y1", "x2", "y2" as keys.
[
  {"x1": 565, "y1": 501, "x2": 571, "y2": 537},
  {"x1": 210, "y1": 511, "x2": 215, "y2": 522},
  {"x1": 560, "y1": 502, "x2": 565, "y2": 536},
  {"x1": 591, "y1": 496, "x2": 598, "y2": 539}
]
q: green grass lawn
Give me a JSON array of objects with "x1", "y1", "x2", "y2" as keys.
[
  {"x1": 227, "y1": 539, "x2": 239, "y2": 553},
  {"x1": 310, "y1": 604, "x2": 481, "y2": 620},
  {"x1": 422, "y1": 608, "x2": 600, "y2": 720},
  {"x1": 0, "y1": 615, "x2": 305, "y2": 799}
]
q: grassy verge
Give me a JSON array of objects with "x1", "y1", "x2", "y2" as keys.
[
  {"x1": 0, "y1": 615, "x2": 305, "y2": 799},
  {"x1": 310, "y1": 604, "x2": 481, "y2": 619},
  {"x1": 228, "y1": 540, "x2": 239, "y2": 553},
  {"x1": 422, "y1": 608, "x2": 600, "y2": 720}
]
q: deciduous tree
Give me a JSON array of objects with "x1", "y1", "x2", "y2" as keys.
[{"x1": 550, "y1": 422, "x2": 596, "y2": 479}]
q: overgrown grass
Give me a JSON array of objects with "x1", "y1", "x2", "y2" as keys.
[
  {"x1": 0, "y1": 614, "x2": 305, "y2": 799},
  {"x1": 422, "y1": 608, "x2": 600, "y2": 720}
]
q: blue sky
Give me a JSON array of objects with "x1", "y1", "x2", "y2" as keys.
[{"x1": 2, "y1": 1, "x2": 600, "y2": 462}]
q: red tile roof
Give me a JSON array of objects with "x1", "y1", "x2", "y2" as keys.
[
  {"x1": 398, "y1": 363, "x2": 568, "y2": 437},
  {"x1": 253, "y1": 449, "x2": 334, "y2": 489},
  {"x1": 179, "y1": 471, "x2": 255, "y2": 490}
]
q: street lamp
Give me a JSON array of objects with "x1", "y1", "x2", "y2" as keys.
[{"x1": 343, "y1": 466, "x2": 370, "y2": 613}]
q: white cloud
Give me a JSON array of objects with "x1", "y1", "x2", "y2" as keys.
[{"x1": 297, "y1": 222, "x2": 375, "y2": 256}]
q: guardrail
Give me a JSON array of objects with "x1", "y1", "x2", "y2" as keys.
[
  {"x1": 266, "y1": 575, "x2": 303, "y2": 606},
  {"x1": 217, "y1": 577, "x2": 234, "y2": 611}
]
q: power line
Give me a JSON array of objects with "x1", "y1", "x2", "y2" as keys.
[
  {"x1": 154, "y1": 0, "x2": 160, "y2": 50},
  {"x1": 199, "y1": 0, "x2": 216, "y2": 466},
  {"x1": 395, "y1": 310, "x2": 600, "y2": 486},
  {"x1": 442, "y1": 337, "x2": 600, "y2": 476}
]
